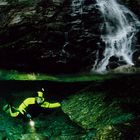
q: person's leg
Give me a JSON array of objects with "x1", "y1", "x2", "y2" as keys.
[
  {"x1": 3, "y1": 104, "x2": 19, "y2": 117},
  {"x1": 9, "y1": 107, "x2": 19, "y2": 117},
  {"x1": 3, "y1": 104, "x2": 10, "y2": 112}
]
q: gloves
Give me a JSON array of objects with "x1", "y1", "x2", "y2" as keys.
[
  {"x1": 61, "y1": 100, "x2": 65, "y2": 105},
  {"x1": 26, "y1": 113, "x2": 32, "y2": 119}
]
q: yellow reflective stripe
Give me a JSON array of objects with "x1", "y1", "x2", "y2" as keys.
[
  {"x1": 48, "y1": 102, "x2": 61, "y2": 108},
  {"x1": 40, "y1": 102, "x2": 61, "y2": 108},
  {"x1": 23, "y1": 98, "x2": 36, "y2": 105},
  {"x1": 40, "y1": 102, "x2": 49, "y2": 108},
  {"x1": 18, "y1": 102, "x2": 27, "y2": 114},
  {"x1": 9, "y1": 108, "x2": 19, "y2": 117},
  {"x1": 23, "y1": 101, "x2": 27, "y2": 108},
  {"x1": 18, "y1": 98, "x2": 36, "y2": 114},
  {"x1": 10, "y1": 112, "x2": 19, "y2": 117}
]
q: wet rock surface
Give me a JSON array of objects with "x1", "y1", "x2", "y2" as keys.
[
  {"x1": 122, "y1": 0, "x2": 140, "y2": 18},
  {"x1": 0, "y1": 0, "x2": 103, "y2": 74},
  {"x1": 62, "y1": 92, "x2": 133, "y2": 130},
  {"x1": 122, "y1": 0, "x2": 140, "y2": 69},
  {"x1": 1, "y1": 0, "x2": 140, "y2": 74},
  {"x1": 112, "y1": 65, "x2": 140, "y2": 73},
  {"x1": 61, "y1": 77, "x2": 140, "y2": 139}
]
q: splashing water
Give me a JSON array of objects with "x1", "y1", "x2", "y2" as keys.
[{"x1": 93, "y1": 0, "x2": 140, "y2": 72}]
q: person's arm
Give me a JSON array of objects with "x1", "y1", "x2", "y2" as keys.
[
  {"x1": 40, "y1": 101, "x2": 61, "y2": 108},
  {"x1": 18, "y1": 98, "x2": 36, "y2": 114}
]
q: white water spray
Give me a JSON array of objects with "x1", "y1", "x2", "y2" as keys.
[{"x1": 93, "y1": 0, "x2": 140, "y2": 72}]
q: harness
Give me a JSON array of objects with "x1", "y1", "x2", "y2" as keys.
[{"x1": 35, "y1": 97, "x2": 45, "y2": 105}]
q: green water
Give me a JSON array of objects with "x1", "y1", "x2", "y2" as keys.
[
  {"x1": 0, "y1": 75, "x2": 140, "y2": 139},
  {"x1": 0, "y1": 69, "x2": 117, "y2": 81}
]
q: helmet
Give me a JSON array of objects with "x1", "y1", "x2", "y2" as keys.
[
  {"x1": 37, "y1": 88, "x2": 45, "y2": 97},
  {"x1": 37, "y1": 91, "x2": 43, "y2": 97},
  {"x1": 36, "y1": 90, "x2": 44, "y2": 104}
]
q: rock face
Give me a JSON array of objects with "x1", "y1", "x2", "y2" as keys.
[
  {"x1": 122, "y1": 0, "x2": 140, "y2": 18},
  {"x1": 122, "y1": 0, "x2": 140, "y2": 68},
  {"x1": 0, "y1": 0, "x2": 103, "y2": 74},
  {"x1": 112, "y1": 65, "x2": 140, "y2": 73},
  {"x1": 62, "y1": 92, "x2": 133, "y2": 130},
  {"x1": 62, "y1": 89, "x2": 140, "y2": 139},
  {"x1": 0, "y1": 0, "x2": 140, "y2": 73}
]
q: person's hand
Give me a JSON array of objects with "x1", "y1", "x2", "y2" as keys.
[
  {"x1": 61, "y1": 100, "x2": 65, "y2": 106},
  {"x1": 26, "y1": 113, "x2": 32, "y2": 119},
  {"x1": 18, "y1": 108, "x2": 26, "y2": 115}
]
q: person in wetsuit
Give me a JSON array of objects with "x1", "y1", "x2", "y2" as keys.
[{"x1": 3, "y1": 90, "x2": 61, "y2": 118}]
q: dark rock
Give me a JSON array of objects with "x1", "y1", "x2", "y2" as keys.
[
  {"x1": 122, "y1": 0, "x2": 140, "y2": 18},
  {"x1": 0, "y1": 0, "x2": 139, "y2": 74},
  {"x1": 107, "y1": 56, "x2": 120, "y2": 70},
  {"x1": 95, "y1": 124, "x2": 140, "y2": 140},
  {"x1": 132, "y1": 49, "x2": 140, "y2": 66},
  {"x1": 112, "y1": 65, "x2": 140, "y2": 73},
  {"x1": 62, "y1": 92, "x2": 133, "y2": 130},
  {"x1": 0, "y1": 0, "x2": 104, "y2": 74}
]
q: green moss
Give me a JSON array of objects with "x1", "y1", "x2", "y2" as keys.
[
  {"x1": 0, "y1": 69, "x2": 59, "y2": 80},
  {"x1": 62, "y1": 92, "x2": 134, "y2": 130},
  {"x1": 0, "y1": 69, "x2": 116, "y2": 81}
]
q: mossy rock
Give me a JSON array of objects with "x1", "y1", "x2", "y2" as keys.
[{"x1": 62, "y1": 92, "x2": 133, "y2": 130}]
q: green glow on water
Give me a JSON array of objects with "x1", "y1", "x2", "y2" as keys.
[{"x1": 0, "y1": 69, "x2": 115, "y2": 81}]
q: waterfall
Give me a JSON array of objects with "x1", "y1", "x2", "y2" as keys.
[{"x1": 93, "y1": 0, "x2": 140, "y2": 72}]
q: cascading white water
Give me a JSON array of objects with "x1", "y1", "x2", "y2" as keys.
[{"x1": 93, "y1": 0, "x2": 140, "y2": 72}]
